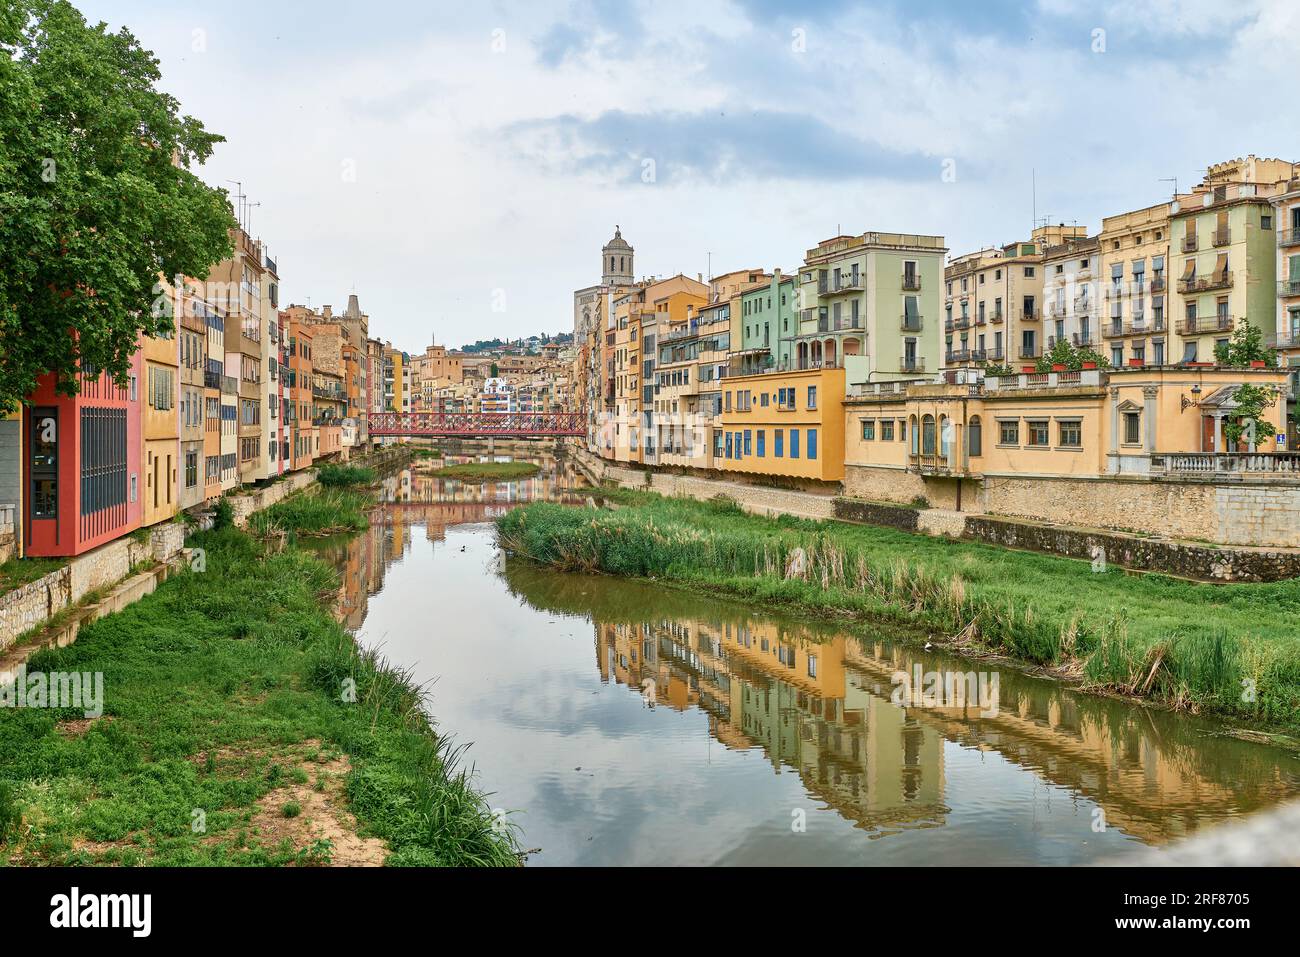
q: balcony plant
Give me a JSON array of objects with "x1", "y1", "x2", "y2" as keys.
[
  {"x1": 1034, "y1": 339, "x2": 1111, "y2": 374},
  {"x1": 1213, "y1": 321, "x2": 1279, "y2": 369}
]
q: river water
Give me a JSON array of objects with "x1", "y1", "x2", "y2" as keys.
[{"x1": 312, "y1": 451, "x2": 1300, "y2": 866}]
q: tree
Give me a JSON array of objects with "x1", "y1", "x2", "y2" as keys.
[
  {"x1": 1214, "y1": 320, "x2": 1278, "y2": 368},
  {"x1": 1222, "y1": 382, "x2": 1280, "y2": 450},
  {"x1": 0, "y1": 0, "x2": 236, "y2": 412}
]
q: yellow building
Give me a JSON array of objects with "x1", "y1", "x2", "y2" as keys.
[
  {"x1": 719, "y1": 366, "x2": 846, "y2": 483},
  {"x1": 141, "y1": 321, "x2": 179, "y2": 526},
  {"x1": 1098, "y1": 202, "x2": 1171, "y2": 367},
  {"x1": 842, "y1": 365, "x2": 1289, "y2": 511}
]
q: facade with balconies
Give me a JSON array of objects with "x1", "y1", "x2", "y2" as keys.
[
  {"x1": 798, "y1": 231, "x2": 946, "y2": 385},
  {"x1": 944, "y1": 224, "x2": 1084, "y2": 372},
  {"x1": 1168, "y1": 157, "x2": 1293, "y2": 366},
  {"x1": 1098, "y1": 202, "x2": 1171, "y2": 369}
]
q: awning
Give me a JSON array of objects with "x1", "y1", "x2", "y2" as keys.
[
  {"x1": 1214, "y1": 253, "x2": 1228, "y2": 278},
  {"x1": 1181, "y1": 259, "x2": 1196, "y2": 280}
]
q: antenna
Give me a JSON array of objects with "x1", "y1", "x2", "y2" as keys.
[
  {"x1": 226, "y1": 180, "x2": 245, "y2": 230},
  {"x1": 1159, "y1": 176, "x2": 1179, "y2": 201},
  {"x1": 1031, "y1": 168, "x2": 1036, "y2": 236}
]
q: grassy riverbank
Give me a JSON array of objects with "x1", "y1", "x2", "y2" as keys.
[
  {"x1": 497, "y1": 491, "x2": 1300, "y2": 728},
  {"x1": 432, "y1": 461, "x2": 541, "y2": 482},
  {"x1": 0, "y1": 492, "x2": 519, "y2": 866},
  {"x1": 249, "y1": 488, "x2": 373, "y2": 537}
]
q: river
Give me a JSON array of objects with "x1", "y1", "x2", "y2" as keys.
[{"x1": 310, "y1": 450, "x2": 1300, "y2": 866}]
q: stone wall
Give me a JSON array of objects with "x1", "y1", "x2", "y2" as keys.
[
  {"x1": 832, "y1": 497, "x2": 919, "y2": 532},
  {"x1": 843, "y1": 464, "x2": 962, "y2": 509},
  {"x1": 572, "y1": 442, "x2": 1300, "y2": 583},
  {"x1": 962, "y1": 514, "x2": 1300, "y2": 582},
  {"x1": 571, "y1": 445, "x2": 836, "y2": 521},
  {"x1": 846, "y1": 462, "x2": 1300, "y2": 549}
]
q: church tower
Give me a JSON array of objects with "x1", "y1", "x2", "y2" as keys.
[{"x1": 601, "y1": 226, "x2": 634, "y2": 286}]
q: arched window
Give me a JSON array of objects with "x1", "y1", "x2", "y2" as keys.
[
  {"x1": 939, "y1": 415, "x2": 951, "y2": 460},
  {"x1": 909, "y1": 415, "x2": 920, "y2": 454},
  {"x1": 968, "y1": 415, "x2": 983, "y2": 457},
  {"x1": 922, "y1": 415, "x2": 936, "y2": 456}
]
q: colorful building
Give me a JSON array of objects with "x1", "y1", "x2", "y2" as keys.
[{"x1": 718, "y1": 366, "x2": 846, "y2": 483}]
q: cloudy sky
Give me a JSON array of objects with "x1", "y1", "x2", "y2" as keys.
[{"x1": 77, "y1": 0, "x2": 1300, "y2": 352}]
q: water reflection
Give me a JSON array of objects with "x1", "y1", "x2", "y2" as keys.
[{"x1": 313, "y1": 454, "x2": 1300, "y2": 864}]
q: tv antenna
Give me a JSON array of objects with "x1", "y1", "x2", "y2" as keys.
[{"x1": 1159, "y1": 176, "x2": 1179, "y2": 201}]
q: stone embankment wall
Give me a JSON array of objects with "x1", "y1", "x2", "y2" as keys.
[
  {"x1": 567, "y1": 441, "x2": 1297, "y2": 583},
  {"x1": 844, "y1": 464, "x2": 1300, "y2": 549}
]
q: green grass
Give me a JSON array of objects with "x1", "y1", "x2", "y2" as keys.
[
  {"x1": 315, "y1": 464, "x2": 377, "y2": 488},
  {"x1": 497, "y1": 491, "x2": 1300, "y2": 728},
  {"x1": 432, "y1": 461, "x2": 540, "y2": 482},
  {"x1": 249, "y1": 488, "x2": 372, "y2": 538},
  {"x1": 0, "y1": 556, "x2": 67, "y2": 596},
  {"x1": 0, "y1": 525, "x2": 520, "y2": 867}
]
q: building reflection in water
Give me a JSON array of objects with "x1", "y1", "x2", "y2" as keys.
[{"x1": 314, "y1": 453, "x2": 1300, "y2": 849}]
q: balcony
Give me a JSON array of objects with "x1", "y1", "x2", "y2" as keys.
[
  {"x1": 1177, "y1": 271, "x2": 1233, "y2": 294},
  {"x1": 945, "y1": 319, "x2": 955, "y2": 333},
  {"x1": 1072, "y1": 333, "x2": 1097, "y2": 348},
  {"x1": 899, "y1": 359, "x2": 925, "y2": 373},
  {"x1": 900, "y1": 315, "x2": 923, "y2": 332},
  {"x1": 1047, "y1": 301, "x2": 1068, "y2": 318},
  {"x1": 909, "y1": 452, "x2": 958, "y2": 474},
  {"x1": 1182, "y1": 235, "x2": 1199, "y2": 252},
  {"x1": 953, "y1": 316, "x2": 971, "y2": 330},
  {"x1": 1211, "y1": 227, "x2": 1231, "y2": 247},
  {"x1": 989, "y1": 310, "x2": 1004, "y2": 324},
  {"x1": 945, "y1": 349, "x2": 970, "y2": 363},
  {"x1": 986, "y1": 369, "x2": 1104, "y2": 391},
  {"x1": 1279, "y1": 279, "x2": 1300, "y2": 297},
  {"x1": 1107, "y1": 318, "x2": 1165, "y2": 338},
  {"x1": 984, "y1": 347, "x2": 1005, "y2": 361},
  {"x1": 1021, "y1": 310, "x2": 1041, "y2": 322},
  {"x1": 1018, "y1": 344, "x2": 1040, "y2": 359},
  {"x1": 1176, "y1": 314, "x2": 1235, "y2": 336},
  {"x1": 1150, "y1": 452, "x2": 1300, "y2": 476},
  {"x1": 901, "y1": 274, "x2": 921, "y2": 292},
  {"x1": 1150, "y1": 275, "x2": 1167, "y2": 293},
  {"x1": 825, "y1": 274, "x2": 865, "y2": 294},
  {"x1": 1278, "y1": 228, "x2": 1300, "y2": 247}
]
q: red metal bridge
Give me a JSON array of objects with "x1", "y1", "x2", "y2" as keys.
[{"x1": 365, "y1": 411, "x2": 585, "y2": 438}]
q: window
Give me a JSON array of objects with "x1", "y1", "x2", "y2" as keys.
[
  {"x1": 774, "y1": 429, "x2": 784, "y2": 457},
  {"x1": 184, "y1": 450, "x2": 198, "y2": 489},
  {"x1": 790, "y1": 428, "x2": 800, "y2": 459},
  {"x1": 1027, "y1": 419, "x2": 1049, "y2": 447},
  {"x1": 861, "y1": 419, "x2": 875, "y2": 440},
  {"x1": 1058, "y1": 420, "x2": 1082, "y2": 448},
  {"x1": 1123, "y1": 411, "x2": 1141, "y2": 445},
  {"x1": 921, "y1": 415, "x2": 936, "y2": 455},
  {"x1": 743, "y1": 430, "x2": 752, "y2": 456},
  {"x1": 881, "y1": 419, "x2": 895, "y2": 442},
  {"x1": 808, "y1": 428, "x2": 817, "y2": 460},
  {"x1": 807, "y1": 385, "x2": 817, "y2": 409},
  {"x1": 30, "y1": 408, "x2": 58, "y2": 519},
  {"x1": 999, "y1": 420, "x2": 1019, "y2": 445},
  {"x1": 757, "y1": 430, "x2": 766, "y2": 457},
  {"x1": 968, "y1": 416, "x2": 982, "y2": 457}
]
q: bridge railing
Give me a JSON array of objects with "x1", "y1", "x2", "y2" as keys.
[{"x1": 365, "y1": 411, "x2": 585, "y2": 436}]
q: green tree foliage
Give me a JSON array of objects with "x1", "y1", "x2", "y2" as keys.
[
  {"x1": 0, "y1": 0, "x2": 236, "y2": 412},
  {"x1": 1214, "y1": 320, "x2": 1278, "y2": 368},
  {"x1": 1034, "y1": 337, "x2": 1110, "y2": 373}
]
